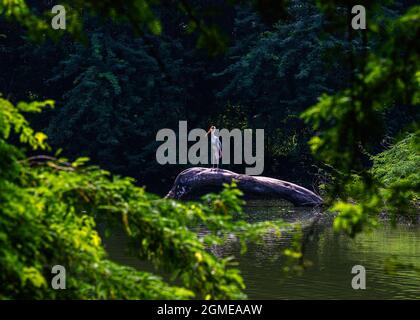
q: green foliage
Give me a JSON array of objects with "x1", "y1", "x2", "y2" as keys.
[
  {"x1": 302, "y1": 3, "x2": 419, "y2": 173},
  {"x1": 371, "y1": 133, "x2": 420, "y2": 224},
  {"x1": 372, "y1": 133, "x2": 420, "y2": 187},
  {"x1": 1, "y1": 0, "x2": 419, "y2": 297},
  {"x1": 45, "y1": 23, "x2": 189, "y2": 181},
  {"x1": 328, "y1": 131, "x2": 420, "y2": 234},
  {"x1": 302, "y1": 3, "x2": 420, "y2": 235},
  {"x1": 0, "y1": 95, "x2": 53, "y2": 182},
  {"x1": 0, "y1": 98, "x2": 291, "y2": 299},
  {"x1": 0, "y1": 96, "x2": 54, "y2": 150},
  {"x1": 213, "y1": 0, "x2": 350, "y2": 179},
  {"x1": 0, "y1": 0, "x2": 290, "y2": 55},
  {"x1": 0, "y1": 0, "x2": 159, "y2": 41}
]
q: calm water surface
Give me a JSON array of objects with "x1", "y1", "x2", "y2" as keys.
[{"x1": 105, "y1": 200, "x2": 420, "y2": 299}]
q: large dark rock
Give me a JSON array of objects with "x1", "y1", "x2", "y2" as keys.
[{"x1": 165, "y1": 167, "x2": 323, "y2": 207}]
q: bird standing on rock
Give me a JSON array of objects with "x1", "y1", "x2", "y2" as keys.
[{"x1": 206, "y1": 126, "x2": 222, "y2": 169}]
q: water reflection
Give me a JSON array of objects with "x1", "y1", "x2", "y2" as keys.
[
  {"x1": 236, "y1": 200, "x2": 420, "y2": 299},
  {"x1": 105, "y1": 199, "x2": 420, "y2": 299}
]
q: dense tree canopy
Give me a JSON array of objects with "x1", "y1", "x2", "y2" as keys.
[{"x1": 0, "y1": 0, "x2": 418, "y2": 299}]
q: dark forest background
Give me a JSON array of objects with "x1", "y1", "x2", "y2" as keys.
[{"x1": 0, "y1": 0, "x2": 418, "y2": 194}]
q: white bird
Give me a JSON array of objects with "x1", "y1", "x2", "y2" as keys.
[{"x1": 207, "y1": 125, "x2": 222, "y2": 169}]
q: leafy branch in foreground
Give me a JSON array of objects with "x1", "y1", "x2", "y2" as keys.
[{"x1": 301, "y1": 4, "x2": 419, "y2": 236}]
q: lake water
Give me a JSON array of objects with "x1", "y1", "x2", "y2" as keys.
[{"x1": 105, "y1": 200, "x2": 420, "y2": 299}]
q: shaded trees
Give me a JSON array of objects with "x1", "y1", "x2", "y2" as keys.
[
  {"x1": 213, "y1": 1, "x2": 349, "y2": 181},
  {"x1": 46, "y1": 21, "x2": 190, "y2": 185}
]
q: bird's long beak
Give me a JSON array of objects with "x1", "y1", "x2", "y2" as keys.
[{"x1": 206, "y1": 129, "x2": 211, "y2": 136}]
